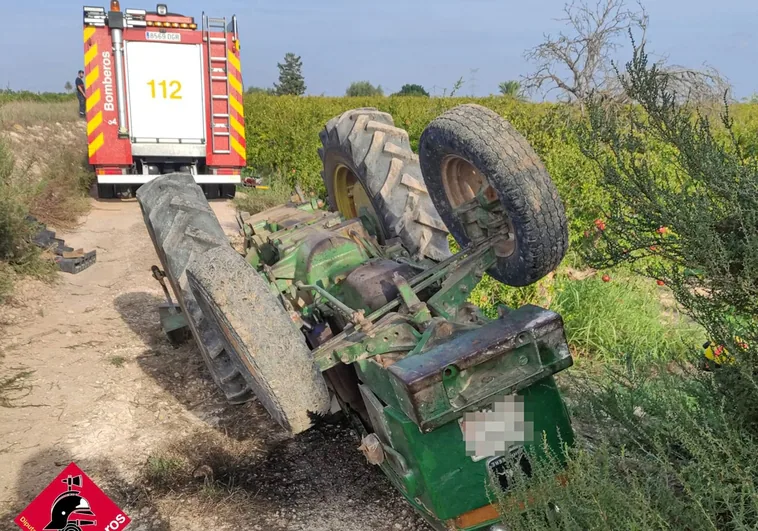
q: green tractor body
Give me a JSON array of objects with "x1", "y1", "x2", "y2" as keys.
[
  {"x1": 235, "y1": 199, "x2": 574, "y2": 530},
  {"x1": 138, "y1": 104, "x2": 575, "y2": 530}
]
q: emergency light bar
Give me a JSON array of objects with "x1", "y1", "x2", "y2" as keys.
[
  {"x1": 124, "y1": 8, "x2": 147, "y2": 27},
  {"x1": 82, "y1": 4, "x2": 196, "y2": 29},
  {"x1": 83, "y1": 6, "x2": 107, "y2": 26}
]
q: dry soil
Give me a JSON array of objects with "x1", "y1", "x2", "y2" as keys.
[{"x1": 0, "y1": 198, "x2": 430, "y2": 531}]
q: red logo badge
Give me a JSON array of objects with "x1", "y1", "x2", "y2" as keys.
[{"x1": 14, "y1": 462, "x2": 131, "y2": 531}]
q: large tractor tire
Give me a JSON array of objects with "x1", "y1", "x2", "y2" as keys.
[
  {"x1": 186, "y1": 244, "x2": 331, "y2": 434},
  {"x1": 136, "y1": 173, "x2": 253, "y2": 404},
  {"x1": 319, "y1": 108, "x2": 451, "y2": 262},
  {"x1": 418, "y1": 104, "x2": 568, "y2": 287}
]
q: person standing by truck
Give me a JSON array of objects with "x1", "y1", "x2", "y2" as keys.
[{"x1": 75, "y1": 70, "x2": 86, "y2": 117}]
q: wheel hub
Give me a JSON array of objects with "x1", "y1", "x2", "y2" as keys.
[
  {"x1": 441, "y1": 155, "x2": 515, "y2": 258},
  {"x1": 333, "y1": 164, "x2": 385, "y2": 241}
]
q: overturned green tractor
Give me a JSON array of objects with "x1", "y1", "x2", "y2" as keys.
[{"x1": 136, "y1": 104, "x2": 574, "y2": 530}]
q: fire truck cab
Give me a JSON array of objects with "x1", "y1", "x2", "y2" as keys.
[{"x1": 82, "y1": 2, "x2": 246, "y2": 199}]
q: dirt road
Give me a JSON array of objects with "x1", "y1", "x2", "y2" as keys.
[{"x1": 0, "y1": 198, "x2": 429, "y2": 531}]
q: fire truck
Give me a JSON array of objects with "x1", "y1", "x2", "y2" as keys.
[{"x1": 82, "y1": 2, "x2": 246, "y2": 199}]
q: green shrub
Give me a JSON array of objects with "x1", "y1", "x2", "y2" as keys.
[
  {"x1": 495, "y1": 362, "x2": 758, "y2": 530},
  {"x1": 575, "y1": 45, "x2": 758, "y2": 365},
  {"x1": 0, "y1": 90, "x2": 76, "y2": 105},
  {"x1": 233, "y1": 182, "x2": 293, "y2": 215}
]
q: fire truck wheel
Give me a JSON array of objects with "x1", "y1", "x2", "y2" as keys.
[
  {"x1": 418, "y1": 104, "x2": 568, "y2": 287},
  {"x1": 319, "y1": 108, "x2": 451, "y2": 262},
  {"x1": 221, "y1": 184, "x2": 237, "y2": 199},
  {"x1": 136, "y1": 173, "x2": 255, "y2": 405},
  {"x1": 203, "y1": 185, "x2": 220, "y2": 200},
  {"x1": 187, "y1": 244, "x2": 331, "y2": 435},
  {"x1": 96, "y1": 184, "x2": 115, "y2": 199}
]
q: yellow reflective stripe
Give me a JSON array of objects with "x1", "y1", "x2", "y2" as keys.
[
  {"x1": 84, "y1": 43, "x2": 99, "y2": 66},
  {"x1": 88, "y1": 133, "x2": 104, "y2": 157},
  {"x1": 86, "y1": 89, "x2": 101, "y2": 112},
  {"x1": 231, "y1": 137, "x2": 246, "y2": 160},
  {"x1": 230, "y1": 116, "x2": 245, "y2": 138},
  {"x1": 83, "y1": 26, "x2": 96, "y2": 42},
  {"x1": 85, "y1": 65, "x2": 99, "y2": 88},
  {"x1": 229, "y1": 74, "x2": 242, "y2": 95},
  {"x1": 228, "y1": 50, "x2": 241, "y2": 73},
  {"x1": 87, "y1": 111, "x2": 103, "y2": 136},
  {"x1": 229, "y1": 96, "x2": 244, "y2": 118}
]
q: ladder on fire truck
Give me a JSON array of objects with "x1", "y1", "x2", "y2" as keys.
[{"x1": 202, "y1": 14, "x2": 231, "y2": 155}]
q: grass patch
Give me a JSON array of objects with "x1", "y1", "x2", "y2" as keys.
[
  {"x1": 26, "y1": 144, "x2": 93, "y2": 229},
  {"x1": 142, "y1": 430, "x2": 261, "y2": 498},
  {"x1": 0, "y1": 104, "x2": 92, "y2": 302},
  {"x1": 233, "y1": 182, "x2": 293, "y2": 215},
  {"x1": 496, "y1": 362, "x2": 758, "y2": 530},
  {"x1": 0, "y1": 101, "x2": 79, "y2": 129},
  {"x1": 108, "y1": 355, "x2": 127, "y2": 368},
  {"x1": 0, "y1": 369, "x2": 35, "y2": 408},
  {"x1": 550, "y1": 272, "x2": 704, "y2": 364},
  {"x1": 471, "y1": 265, "x2": 703, "y2": 366},
  {"x1": 144, "y1": 456, "x2": 186, "y2": 489},
  {"x1": 0, "y1": 262, "x2": 14, "y2": 302}
]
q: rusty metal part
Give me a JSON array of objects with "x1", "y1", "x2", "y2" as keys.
[
  {"x1": 358, "y1": 433, "x2": 385, "y2": 465},
  {"x1": 441, "y1": 155, "x2": 497, "y2": 208},
  {"x1": 151, "y1": 265, "x2": 177, "y2": 314},
  {"x1": 387, "y1": 304, "x2": 572, "y2": 432},
  {"x1": 341, "y1": 260, "x2": 416, "y2": 313}
]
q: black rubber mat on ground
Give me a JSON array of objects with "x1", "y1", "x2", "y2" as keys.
[{"x1": 27, "y1": 216, "x2": 97, "y2": 275}]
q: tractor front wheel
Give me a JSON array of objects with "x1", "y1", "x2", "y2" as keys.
[{"x1": 419, "y1": 104, "x2": 569, "y2": 286}]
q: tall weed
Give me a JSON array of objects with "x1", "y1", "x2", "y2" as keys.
[{"x1": 496, "y1": 362, "x2": 758, "y2": 530}]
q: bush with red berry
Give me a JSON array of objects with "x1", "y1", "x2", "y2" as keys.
[{"x1": 574, "y1": 44, "x2": 757, "y2": 367}]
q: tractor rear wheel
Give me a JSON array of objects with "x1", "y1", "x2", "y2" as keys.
[
  {"x1": 186, "y1": 244, "x2": 331, "y2": 434},
  {"x1": 136, "y1": 173, "x2": 254, "y2": 404},
  {"x1": 418, "y1": 104, "x2": 569, "y2": 286},
  {"x1": 319, "y1": 108, "x2": 451, "y2": 262}
]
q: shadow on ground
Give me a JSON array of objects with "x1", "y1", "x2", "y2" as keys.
[
  {"x1": 112, "y1": 292, "x2": 430, "y2": 530},
  {"x1": 113, "y1": 291, "x2": 268, "y2": 441}
]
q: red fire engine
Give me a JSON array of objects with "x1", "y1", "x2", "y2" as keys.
[{"x1": 82, "y1": 2, "x2": 246, "y2": 199}]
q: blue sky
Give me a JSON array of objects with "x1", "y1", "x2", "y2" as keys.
[{"x1": 2, "y1": 0, "x2": 756, "y2": 99}]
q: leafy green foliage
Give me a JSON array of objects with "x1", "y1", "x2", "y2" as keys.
[
  {"x1": 393, "y1": 84, "x2": 429, "y2": 97},
  {"x1": 345, "y1": 81, "x2": 384, "y2": 97},
  {"x1": 233, "y1": 183, "x2": 293, "y2": 215},
  {"x1": 245, "y1": 86, "x2": 275, "y2": 95},
  {"x1": 575, "y1": 44, "x2": 758, "y2": 364},
  {"x1": 273, "y1": 53, "x2": 306, "y2": 96}
]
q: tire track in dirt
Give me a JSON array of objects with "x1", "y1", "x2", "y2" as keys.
[{"x1": 0, "y1": 199, "x2": 429, "y2": 531}]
